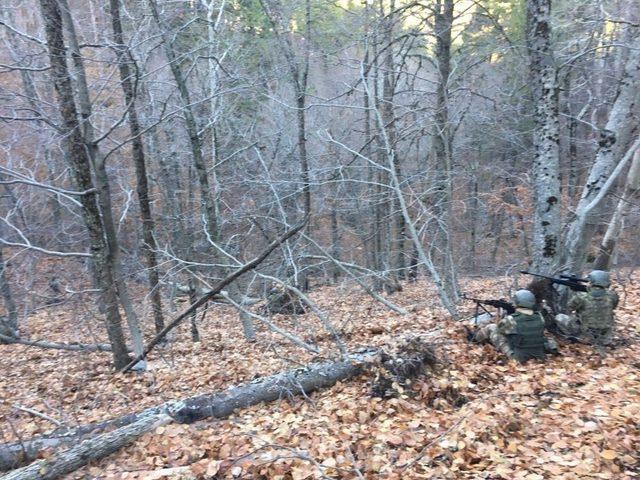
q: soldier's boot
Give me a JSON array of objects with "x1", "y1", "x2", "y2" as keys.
[
  {"x1": 555, "y1": 313, "x2": 580, "y2": 341},
  {"x1": 544, "y1": 338, "x2": 560, "y2": 355}
]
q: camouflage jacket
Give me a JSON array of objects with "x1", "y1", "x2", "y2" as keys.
[{"x1": 568, "y1": 288, "x2": 618, "y2": 330}]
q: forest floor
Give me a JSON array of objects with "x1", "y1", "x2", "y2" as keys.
[{"x1": 1, "y1": 273, "x2": 639, "y2": 479}]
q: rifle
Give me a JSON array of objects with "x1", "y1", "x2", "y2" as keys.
[
  {"x1": 520, "y1": 271, "x2": 588, "y2": 292},
  {"x1": 461, "y1": 295, "x2": 516, "y2": 342},
  {"x1": 462, "y1": 294, "x2": 516, "y2": 315}
]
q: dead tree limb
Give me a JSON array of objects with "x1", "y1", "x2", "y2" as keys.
[
  {"x1": 0, "y1": 414, "x2": 173, "y2": 480},
  {"x1": 0, "y1": 334, "x2": 113, "y2": 352},
  {"x1": 121, "y1": 221, "x2": 306, "y2": 372}
]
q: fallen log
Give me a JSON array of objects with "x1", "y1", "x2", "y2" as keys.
[
  {"x1": 0, "y1": 334, "x2": 439, "y2": 478},
  {"x1": 0, "y1": 405, "x2": 167, "y2": 472},
  {"x1": 1, "y1": 414, "x2": 173, "y2": 480},
  {"x1": 0, "y1": 351, "x2": 378, "y2": 479}
]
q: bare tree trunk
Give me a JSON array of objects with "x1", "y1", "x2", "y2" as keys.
[
  {"x1": 147, "y1": 0, "x2": 219, "y2": 243},
  {"x1": 37, "y1": 0, "x2": 130, "y2": 369},
  {"x1": 562, "y1": 34, "x2": 640, "y2": 273},
  {"x1": 0, "y1": 247, "x2": 18, "y2": 339},
  {"x1": 490, "y1": 213, "x2": 504, "y2": 265},
  {"x1": 469, "y1": 169, "x2": 479, "y2": 271},
  {"x1": 109, "y1": 0, "x2": 165, "y2": 334},
  {"x1": 562, "y1": 71, "x2": 579, "y2": 200},
  {"x1": 526, "y1": 0, "x2": 561, "y2": 274},
  {"x1": 188, "y1": 278, "x2": 201, "y2": 343},
  {"x1": 371, "y1": 20, "x2": 396, "y2": 294},
  {"x1": 431, "y1": 0, "x2": 459, "y2": 299},
  {"x1": 330, "y1": 200, "x2": 340, "y2": 283},
  {"x1": 204, "y1": 0, "x2": 224, "y2": 237},
  {"x1": 230, "y1": 281, "x2": 256, "y2": 341},
  {"x1": 362, "y1": 14, "x2": 379, "y2": 287},
  {"x1": 259, "y1": 0, "x2": 312, "y2": 289},
  {"x1": 379, "y1": 0, "x2": 405, "y2": 282},
  {"x1": 58, "y1": 0, "x2": 146, "y2": 369},
  {"x1": 593, "y1": 146, "x2": 640, "y2": 270}
]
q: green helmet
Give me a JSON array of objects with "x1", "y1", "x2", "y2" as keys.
[
  {"x1": 588, "y1": 270, "x2": 610, "y2": 288},
  {"x1": 513, "y1": 289, "x2": 536, "y2": 309}
]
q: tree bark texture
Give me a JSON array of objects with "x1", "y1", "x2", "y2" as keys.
[
  {"x1": 37, "y1": 0, "x2": 130, "y2": 369},
  {"x1": 0, "y1": 247, "x2": 18, "y2": 338},
  {"x1": 593, "y1": 145, "x2": 640, "y2": 270},
  {"x1": 58, "y1": 0, "x2": 147, "y2": 367},
  {"x1": 109, "y1": 0, "x2": 165, "y2": 334},
  {"x1": 431, "y1": 0, "x2": 456, "y2": 285},
  {"x1": 562, "y1": 34, "x2": 640, "y2": 273},
  {"x1": 526, "y1": 0, "x2": 561, "y2": 274}
]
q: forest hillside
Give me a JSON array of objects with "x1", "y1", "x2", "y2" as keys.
[{"x1": 0, "y1": 0, "x2": 639, "y2": 478}]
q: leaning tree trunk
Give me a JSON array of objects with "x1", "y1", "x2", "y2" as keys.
[
  {"x1": 37, "y1": 0, "x2": 130, "y2": 369},
  {"x1": 109, "y1": 0, "x2": 165, "y2": 334},
  {"x1": 562, "y1": 34, "x2": 640, "y2": 274},
  {"x1": 592, "y1": 145, "x2": 640, "y2": 270},
  {"x1": 526, "y1": 0, "x2": 561, "y2": 274}
]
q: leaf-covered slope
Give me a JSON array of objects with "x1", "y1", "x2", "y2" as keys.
[{"x1": 1, "y1": 275, "x2": 638, "y2": 479}]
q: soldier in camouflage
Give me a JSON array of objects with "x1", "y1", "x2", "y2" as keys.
[
  {"x1": 473, "y1": 290, "x2": 557, "y2": 363},
  {"x1": 555, "y1": 270, "x2": 618, "y2": 346}
]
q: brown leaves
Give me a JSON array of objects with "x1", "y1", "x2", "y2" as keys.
[{"x1": 3, "y1": 277, "x2": 640, "y2": 479}]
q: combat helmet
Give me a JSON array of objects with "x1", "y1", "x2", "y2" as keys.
[
  {"x1": 587, "y1": 270, "x2": 610, "y2": 288},
  {"x1": 513, "y1": 289, "x2": 536, "y2": 309}
]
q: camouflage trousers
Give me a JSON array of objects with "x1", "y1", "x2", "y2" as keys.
[
  {"x1": 474, "y1": 324, "x2": 515, "y2": 358},
  {"x1": 555, "y1": 314, "x2": 613, "y2": 346}
]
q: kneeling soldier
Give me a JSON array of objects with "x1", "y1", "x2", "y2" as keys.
[
  {"x1": 474, "y1": 290, "x2": 555, "y2": 363},
  {"x1": 555, "y1": 270, "x2": 618, "y2": 346}
]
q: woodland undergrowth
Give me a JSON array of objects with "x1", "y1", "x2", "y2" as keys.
[{"x1": 0, "y1": 273, "x2": 638, "y2": 479}]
